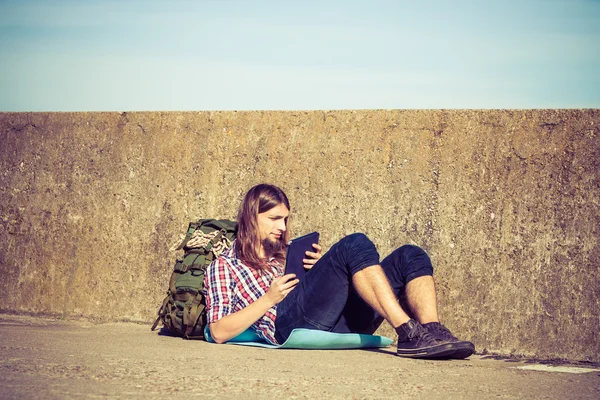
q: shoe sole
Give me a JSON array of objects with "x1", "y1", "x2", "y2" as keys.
[
  {"x1": 445, "y1": 341, "x2": 475, "y2": 359},
  {"x1": 396, "y1": 343, "x2": 458, "y2": 359},
  {"x1": 397, "y1": 341, "x2": 475, "y2": 360}
]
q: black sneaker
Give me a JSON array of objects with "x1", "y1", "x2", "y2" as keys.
[
  {"x1": 396, "y1": 319, "x2": 458, "y2": 359},
  {"x1": 422, "y1": 322, "x2": 475, "y2": 359}
]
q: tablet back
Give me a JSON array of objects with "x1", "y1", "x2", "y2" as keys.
[{"x1": 284, "y1": 232, "x2": 320, "y2": 278}]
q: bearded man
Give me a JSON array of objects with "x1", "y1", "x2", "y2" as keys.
[{"x1": 203, "y1": 183, "x2": 474, "y2": 359}]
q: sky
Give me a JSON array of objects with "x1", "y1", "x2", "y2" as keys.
[{"x1": 0, "y1": 0, "x2": 599, "y2": 111}]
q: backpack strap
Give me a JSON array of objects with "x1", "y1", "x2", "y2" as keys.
[
  {"x1": 183, "y1": 293, "x2": 205, "y2": 338},
  {"x1": 204, "y1": 228, "x2": 226, "y2": 253},
  {"x1": 151, "y1": 294, "x2": 170, "y2": 331},
  {"x1": 174, "y1": 222, "x2": 200, "y2": 251},
  {"x1": 175, "y1": 255, "x2": 206, "y2": 273}
]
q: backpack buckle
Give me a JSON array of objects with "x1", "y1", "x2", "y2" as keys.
[{"x1": 174, "y1": 260, "x2": 187, "y2": 273}]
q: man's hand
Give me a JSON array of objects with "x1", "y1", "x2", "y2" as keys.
[
  {"x1": 303, "y1": 243, "x2": 322, "y2": 269},
  {"x1": 266, "y1": 274, "x2": 298, "y2": 304}
]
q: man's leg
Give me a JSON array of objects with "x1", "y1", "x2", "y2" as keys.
[
  {"x1": 350, "y1": 262, "x2": 463, "y2": 358},
  {"x1": 380, "y1": 245, "x2": 475, "y2": 358},
  {"x1": 274, "y1": 233, "x2": 380, "y2": 342},
  {"x1": 335, "y1": 244, "x2": 475, "y2": 359},
  {"x1": 404, "y1": 275, "x2": 439, "y2": 324},
  {"x1": 351, "y1": 265, "x2": 409, "y2": 327},
  {"x1": 331, "y1": 244, "x2": 438, "y2": 333},
  {"x1": 275, "y1": 233, "x2": 458, "y2": 358}
]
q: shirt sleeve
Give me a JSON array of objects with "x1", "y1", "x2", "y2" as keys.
[{"x1": 204, "y1": 256, "x2": 237, "y2": 324}]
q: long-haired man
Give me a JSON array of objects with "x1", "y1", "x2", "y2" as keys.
[{"x1": 204, "y1": 183, "x2": 474, "y2": 358}]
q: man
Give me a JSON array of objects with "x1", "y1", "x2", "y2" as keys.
[{"x1": 204, "y1": 183, "x2": 475, "y2": 359}]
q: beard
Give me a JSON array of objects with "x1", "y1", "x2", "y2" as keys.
[{"x1": 262, "y1": 236, "x2": 287, "y2": 258}]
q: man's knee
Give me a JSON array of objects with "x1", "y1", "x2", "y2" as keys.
[
  {"x1": 339, "y1": 232, "x2": 371, "y2": 247},
  {"x1": 333, "y1": 232, "x2": 380, "y2": 275},
  {"x1": 389, "y1": 244, "x2": 434, "y2": 282},
  {"x1": 396, "y1": 244, "x2": 431, "y2": 264}
]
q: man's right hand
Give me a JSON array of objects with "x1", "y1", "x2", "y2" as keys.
[{"x1": 266, "y1": 274, "x2": 299, "y2": 304}]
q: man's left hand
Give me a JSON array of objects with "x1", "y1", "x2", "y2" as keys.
[{"x1": 303, "y1": 243, "x2": 322, "y2": 269}]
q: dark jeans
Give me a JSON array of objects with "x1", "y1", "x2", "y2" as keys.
[{"x1": 274, "y1": 232, "x2": 434, "y2": 343}]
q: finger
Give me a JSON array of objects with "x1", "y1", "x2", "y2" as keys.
[
  {"x1": 303, "y1": 262, "x2": 315, "y2": 270},
  {"x1": 280, "y1": 273, "x2": 297, "y2": 282},
  {"x1": 305, "y1": 251, "x2": 320, "y2": 259},
  {"x1": 303, "y1": 257, "x2": 318, "y2": 266},
  {"x1": 282, "y1": 278, "x2": 299, "y2": 289},
  {"x1": 312, "y1": 243, "x2": 322, "y2": 253},
  {"x1": 282, "y1": 283, "x2": 298, "y2": 296}
]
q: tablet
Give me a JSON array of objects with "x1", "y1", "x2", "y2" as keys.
[{"x1": 284, "y1": 231, "x2": 320, "y2": 278}]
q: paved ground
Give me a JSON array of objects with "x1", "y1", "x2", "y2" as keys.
[{"x1": 1, "y1": 313, "x2": 599, "y2": 399}]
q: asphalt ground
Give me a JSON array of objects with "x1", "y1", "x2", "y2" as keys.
[{"x1": 1, "y1": 313, "x2": 599, "y2": 399}]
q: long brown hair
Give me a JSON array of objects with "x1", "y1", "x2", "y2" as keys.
[{"x1": 236, "y1": 183, "x2": 290, "y2": 271}]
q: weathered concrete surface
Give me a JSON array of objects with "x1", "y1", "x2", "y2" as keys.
[
  {"x1": 1, "y1": 314, "x2": 599, "y2": 399},
  {"x1": 0, "y1": 110, "x2": 599, "y2": 362}
]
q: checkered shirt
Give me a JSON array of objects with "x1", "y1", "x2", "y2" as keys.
[{"x1": 203, "y1": 240, "x2": 284, "y2": 345}]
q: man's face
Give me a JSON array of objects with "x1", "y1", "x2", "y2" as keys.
[{"x1": 257, "y1": 203, "x2": 289, "y2": 255}]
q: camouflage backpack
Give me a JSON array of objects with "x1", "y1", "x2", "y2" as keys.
[{"x1": 152, "y1": 219, "x2": 237, "y2": 339}]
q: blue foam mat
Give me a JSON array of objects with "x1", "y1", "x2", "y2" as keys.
[{"x1": 204, "y1": 326, "x2": 393, "y2": 349}]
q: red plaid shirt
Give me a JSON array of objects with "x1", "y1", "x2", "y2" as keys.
[{"x1": 203, "y1": 241, "x2": 284, "y2": 345}]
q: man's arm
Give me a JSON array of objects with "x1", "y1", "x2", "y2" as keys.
[
  {"x1": 209, "y1": 294, "x2": 275, "y2": 344},
  {"x1": 209, "y1": 273, "x2": 299, "y2": 344}
]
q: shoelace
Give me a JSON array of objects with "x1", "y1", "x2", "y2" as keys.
[
  {"x1": 408, "y1": 323, "x2": 438, "y2": 346},
  {"x1": 429, "y1": 323, "x2": 455, "y2": 341}
]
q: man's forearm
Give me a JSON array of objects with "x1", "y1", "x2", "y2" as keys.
[{"x1": 209, "y1": 296, "x2": 276, "y2": 344}]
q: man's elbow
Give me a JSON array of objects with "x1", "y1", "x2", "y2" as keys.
[
  {"x1": 209, "y1": 325, "x2": 228, "y2": 344},
  {"x1": 212, "y1": 336, "x2": 227, "y2": 345}
]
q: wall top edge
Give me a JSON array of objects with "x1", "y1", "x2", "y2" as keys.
[{"x1": 0, "y1": 108, "x2": 599, "y2": 115}]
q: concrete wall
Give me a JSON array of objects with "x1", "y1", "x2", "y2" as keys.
[{"x1": 0, "y1": 110, "x2": 598, "y2": 362}]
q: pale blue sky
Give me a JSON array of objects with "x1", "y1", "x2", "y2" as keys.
[{"x1": 1, "y1": 0, "x2": 599, "y2": 111}]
